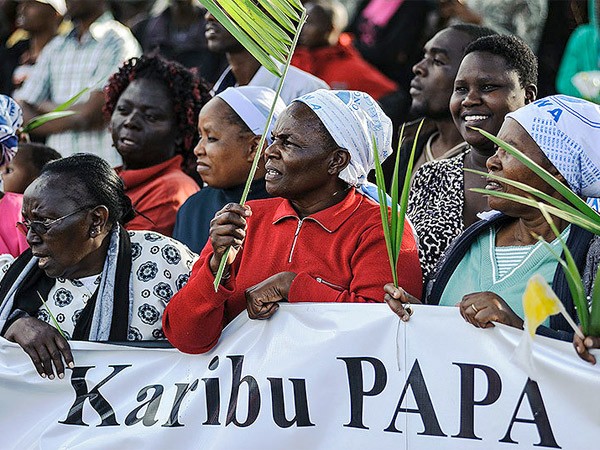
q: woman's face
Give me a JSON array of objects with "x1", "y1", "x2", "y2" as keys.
[
  {"x1": 110, "y1": 78, "x2": 178, "y2": 170},
  {"x1": 264, "y1": 102, "x2": 337, "y2": 201},
  {"x1": 21, "y1": 175, "x2": 107, "y2": 279},
  {"x1": 194, "y1": 98, "x2": 258, "y2": 189},
  {"x1": 486, "y1": 118, "x2": 559, "y2": 215},
  {"x1": 450, "y1": 52, "x2": 534, "y2": 152}
]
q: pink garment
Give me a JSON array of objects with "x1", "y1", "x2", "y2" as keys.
[
  {"x1": 358, "y1": 0, "x2": 404, "y2": 46},
  {"x1": 0, "y1": 192, "x2": 28, "y2": 257},
  {"x1": 362, "y1": 0, "x2": 405, "y2": 27}
]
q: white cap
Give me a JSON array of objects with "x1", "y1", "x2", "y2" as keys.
[{"x1": 29, "y1": 0, "x2": 67, "y2": 15}]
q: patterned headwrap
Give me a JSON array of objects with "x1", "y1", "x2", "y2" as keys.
[
  {"x1": 506, "y1": 95, "x2": 600, "y2": 197},
  {"x1": 0, "y1": 95, "x2": 23, "y2": 167},
  {"x1": 294, "y1": 89, "x2": 393, "y2": 187},
  {"x1": 216, "y1": 86, "x2": 286, "y2": 145}
]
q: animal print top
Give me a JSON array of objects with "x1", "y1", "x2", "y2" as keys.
[{"x1": 408, "y1": 151, "x2": 468, "y2": 282}]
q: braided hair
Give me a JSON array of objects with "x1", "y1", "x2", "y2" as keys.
[{"x1": 104, "y1": 55, "x2": 211, "y2": 156}]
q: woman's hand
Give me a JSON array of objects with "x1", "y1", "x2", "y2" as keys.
[
  {"x1": 245, "y1": 272, "x2": 297, "y2": 320},
  {"x1": 384, "y1": 283, "x2": 422, "y2": 322},
  {"x1": 458, "y1": 292, "x2": 524, "y2": 329},
  {"x1": 208, "y1": 203, "x2": 252, "y2": 275},
  {"x1": 4, "y1": 316, "x2": 74, "y2": 379},
  {"x1": 573, "y1": 330, "x2": 600, "y2": 364}
]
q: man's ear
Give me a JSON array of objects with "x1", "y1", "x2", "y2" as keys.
[
  {"x1": 246, "y1": 135, "x2": 263, "y2": 162},
  {"x1": 328, "y1": 148, "x2": 351, "y2": 176},
  {"x1": 524, "y1": 84, "x2": 537, "y2": 104}
]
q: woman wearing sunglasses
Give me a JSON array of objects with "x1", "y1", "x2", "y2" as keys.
[{"x1": 0, "y1": 154, "x2": 197, "y2": 380}]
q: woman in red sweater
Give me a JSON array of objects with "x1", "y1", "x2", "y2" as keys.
[
  {"x1": 163, "y1": 90, "x2": 422, "y2": 354},
  {"x1": 104, "y1": 56, "x2": 211, "y2": 237}
]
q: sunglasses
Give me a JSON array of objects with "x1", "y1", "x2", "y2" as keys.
[{"x1": 16, "y1": 207, "x2": 91, "y2": 237}]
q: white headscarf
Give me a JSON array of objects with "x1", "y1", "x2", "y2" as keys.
[
  {"x1": 506, "y1": 95, "x2": 600, "y2": 197},
  {"x1": 216, "y1": 86, "x2": 286, "y2": 145},
  {"x1": 294, "y1": 89, "x2": 393, "y2": 187},
  {"x1": 0, "y1": 95, "x2": 23, "y2": 166}
]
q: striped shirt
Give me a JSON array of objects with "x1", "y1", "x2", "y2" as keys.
[
  {"x1": 17, "y1": 12, "x2": 141, "y2": 167},
  {"x1": 492, "y1": 225, "x2": 570, "y2": 282}
]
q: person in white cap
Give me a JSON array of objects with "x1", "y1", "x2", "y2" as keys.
[
  {"x1": 163, "y1": 89, "x2": 422, "y2": 355},
  {"x1": 173, "y1": 86, "x2": 286, "y2": 253},
  {"x1": 4, "y1": 0, "x2": 65, "y2": 96},
  {"x1": 15, "y1": 0, "x2": 140, "y2": 167}
]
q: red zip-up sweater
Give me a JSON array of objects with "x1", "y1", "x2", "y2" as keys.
[{"x1": 163, "y1": 189, "x2": 422, "y2": 354}]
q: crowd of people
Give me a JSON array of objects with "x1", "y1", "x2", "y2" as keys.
[{"x1": 0, "y1": 0, "x2": 599, "y2": 381}]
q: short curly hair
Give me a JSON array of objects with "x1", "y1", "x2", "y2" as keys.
[
  {"x1": 104, "y1": 55, "x2": 211, "y2": 154},
  {"x1": 464, "y1": 34, "x2": 538, "y2": 88}
]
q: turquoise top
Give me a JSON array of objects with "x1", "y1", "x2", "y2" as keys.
[{"x1": 439, "y1": 226, "x2": 570, "y2": 326}]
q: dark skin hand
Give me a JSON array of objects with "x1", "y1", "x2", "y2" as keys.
[
  {"x1": 383, "y1": 283, "x2": 421, "y2": 322},
  {"x1": 4, "y1": 316, "x2": 74, "y2": 379},
  {"x1": 245, "y1": 272, "x2": 297, "y2": 320},
  {"x1": 208, "y1": 203, "x2": 252, "y2": 277},
  {"x1": 458, "y1": 291, "x2": 524, "y2": 329},
  {"x1": 573, "y1": 329, "x2": 600, "y2": 364}
]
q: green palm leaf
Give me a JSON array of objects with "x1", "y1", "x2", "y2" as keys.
[
  {"x1": 21, "y1": 111, "x2": 77, "y2": 134},
  {"x1": 590, "y1": 265, "x2": 600, "y2": 336},
  {"x1": 471, "y1": 127, "x2": 600, "y2": 336},
  {"x1": 21, "y1": 87, "x2": 91, "y2": 134},
  {"x1": 465, "y1": 168, "x2": 588, "y2": 220},
  {"x1": 475, "y1": 127, "x2": 600, "y2": 223},
  {"x1": 211, "y1": 0, "x2": 307, "y2": 289},
  {"x1": 374, "y1": 135, "x2": 398, "y2": 287},
  {"x1": 373, "y1": 120, "x2": 424, "y2": 288},
  {"x1": 537, "y1": 204, "x2": 589, "y2": 334},
  {"x1": 202, "y1": 0, "x2": 304, "y2": 77},
  {"x1": 471, "y1": 188, "x2": 600, "y2": 234}
]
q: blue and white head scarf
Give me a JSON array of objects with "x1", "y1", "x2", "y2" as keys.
[
  {"x1": 294, "y1": 89, "x2": 393, "y2": 189},
  {"x1": 506, "y1": 95, "x2": 600, "y2": 198},
  {"x1": 216, "y1": 86, "x2": 286, "y2": 145},
  {"x1": 0, "y1": 95, "x2": 23, "y2": 167}
]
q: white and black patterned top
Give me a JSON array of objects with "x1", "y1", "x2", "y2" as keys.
[
  {"x1": 0, "y1": 231, "x2": 198, "y2": 341},
  {"x1": 408, "y1": 151, "x2": 466, "y2": 282}
]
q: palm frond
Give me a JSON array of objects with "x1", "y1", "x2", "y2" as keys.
[
  {"x1": 211, "y1": 0, "x2": 307, "y2": 289},
  {"x1": 465, "y1": 168, "x2": 590, "y2": 220},
  {"x1": 20, "y1": 87, "x2": 91, "y2": 134},
  {"x1": 373, "y1": 120, "x2": 424, "y2": 288},
  {"x1": 202, "y1": 0, "x2": 304, "y2": 77},
  {"x1": 537, "y1": 204, "x2": 589, "y2": 334},
  {"x1": 474, "y1": 127, "x2": 600, "y2": 223},
  {"x1": 471, "y1": 127, "x2": 600, "y2": 336}
]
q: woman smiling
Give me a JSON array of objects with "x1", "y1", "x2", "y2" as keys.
[
  {"x1": 408, "y1": 35, "x2": 538, "y2": 281},
  {"x1": 104, "y1": 56, "x2": 211, "y2": 237},
  {"x1": 163, "y1": 90, "x2": 422, "y2": 354}
]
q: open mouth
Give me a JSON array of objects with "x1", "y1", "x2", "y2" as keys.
[
  {"x1": 265, "y1": 167, "x2": 282, "y2": 181},
  {"x1": 119, "y1": 137, "x2": 138, "y2": 149},
  {"x1": 485, "y1": 179, "x2": 503, "y2": 191},
  {"x1": 33, "y1": 253, "x2": 50, "y2": 268},
  {"x1": 463, "y1": 114, "x2": 490, "y2": 125}
]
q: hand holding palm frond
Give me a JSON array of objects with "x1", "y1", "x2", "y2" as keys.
[{"x1": 207, "y1": 0, "x2": 307, "y2": 290}]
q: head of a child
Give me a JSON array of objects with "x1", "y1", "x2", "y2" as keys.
[{"x1": 1, "y1": 143, "x2": 61, "y2": 194}]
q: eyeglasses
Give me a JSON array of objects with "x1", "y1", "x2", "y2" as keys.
[{"x1": 16, "y1": 207, "x2": 90, "y2": 237}]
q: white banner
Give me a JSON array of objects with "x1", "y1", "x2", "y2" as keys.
[{"x1": 0, "y1": 304, "x2": 599, "y2": 450}]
